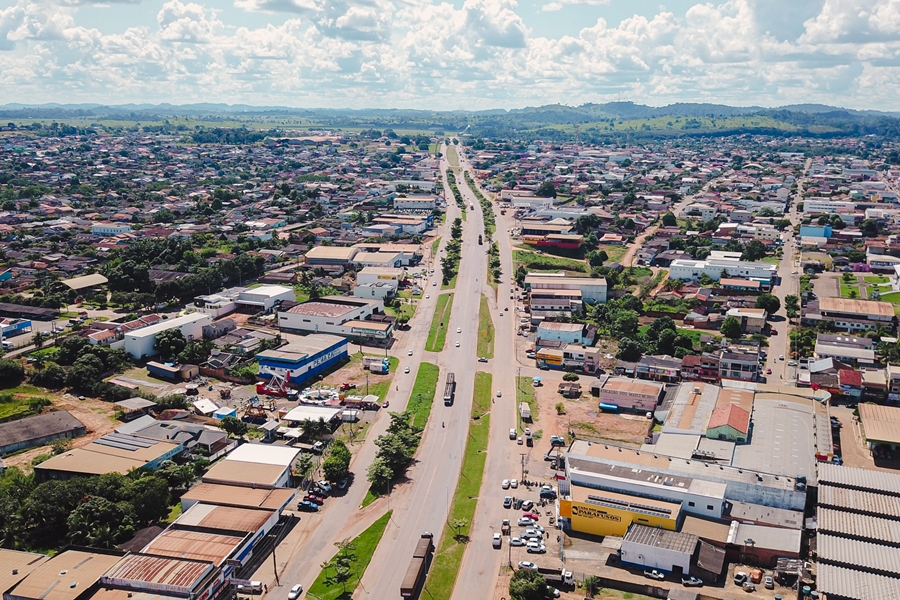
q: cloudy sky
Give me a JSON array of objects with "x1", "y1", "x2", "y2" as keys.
[{"x1": 1, "y1": 0, "x2": 899, "y2": 110}]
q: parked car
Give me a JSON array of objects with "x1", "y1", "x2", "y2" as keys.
[
  {"x1": 337, "y1": 477, "x2": 349, "y2": 489},
  {"x1": 522, "y1": 512, "x2": 540, "y2": 521},
  {"x1": 518, "y1": 561, "x2": 538, "y2": 570},
  {"x1": 516, "y1": 436, "x2": 523, "y2": 445},
  {"x1": 509, "y1": 537, "x2": 526, "y2": 546},
  {"x1": 315, "y1": 481, "x2": 332, "y2": 494},
  {"x1": 502, "y1": 479, "x2": 511, "y2": 489},
  {"x1": 303, "y1": 495, "x2": 324, "y2": 505},
  {"x1": 509, "y1": 428, "x2": 516, "y2": 440},
  {"x1": 526, "y1": 542, "x2": 546, "y2": 554},
  {"x1": 540, "y1": 489, "x2": 557, "y2": 500},
  {"x1": 550, "y1": 435, "x2": 566, "y2": 447},
  {"x1": 478, "y1": 357, "x2": 488, "y2": 362},
  {"x1": 644, "y1": 570, "x2": 665, "y2": 580},
  {"x1": 517, "y1": 517, "x2": 535, "y2": 526},
  {"x1": 682, "y1": 576, "x2": 703, "y2": 587},
  {"x1": 510, "y1": 479, "x2": 518, "y2": 489},
  {"x1": 287, "y1": 584, "x2": 303, "y2": 600},
  {"x1": 734, "y1": 571, "x2": 748, "y2": 585},
  {"x1": 297, "y1": 501, "x2": 318, "y2": 512},
  {"x1": 503, "y1": 496, "x2": 513, "y2": 508},
  {"x1": 522, "y1": 528, "x2": 542, "y2": 539},
  {"x1": 521, "y1": 500, "x2": 534, "y2": 511},
  {"x1": 833, "y1": 455, "x2": 843, "y2": 465},
  {"x1": 237, "y1": 581, "x2": 262, "y2": 594},
  {"x1": 764, "y1": 576, "x2": 774, "y2": 589},
  {"x1": 492, "y1": 533, "x2": 502, "y2": 548}
]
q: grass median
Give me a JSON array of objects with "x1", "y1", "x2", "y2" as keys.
[
  {"x1": 423, "y1": 372, "x2": 492, "y2": 600},
  {"x1": 425, "y1": 293, "x2": 454, "y2": 352},
  {"x1": 477, "y1": 295, "x2": 495, "y2": 359},
  {"x1": 307, "y1": 510, "x2": 392, "y2": 600},
  {"x1": 516, "y1": 376, "x2": 537, "y2": 433}
]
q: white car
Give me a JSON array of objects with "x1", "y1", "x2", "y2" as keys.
[
  {"x1": 509, "y1": 428, "x2": 516, "y2": 440},
  {"x1": 425, "y1": 294, "x2": 430, "y2": 299},
  {"x1": 492, "y1": 533, "x2": 502, "y2": 548},
  {"x1": 502, "y1": 479, "x2": 511, "y2": 489},
  {"x1": 518, "y1": 561, "x2": 538, "y2": 570},
  {"x1": 455, "y1": 341, "x2": 460, "y2": 347},
  {"x1": 404, "y1": 367, "x2": 410, "y2": 373},
  {"x1": 517, "y1": 436, "x2": 523, "y2": 445},
  {"x1": 524, "y1": 428, "x2": 531, "y2": 436},
  {"x1": 457, "y1": 327, "x2": 462, "y2": 333},
  {"x1": 496, "y1": 390, "x2": 502, "y2": 397},
  {"x1": 510, "y1": 479, "x2": 518, "y2": 488},
  {"x1": 521, "y1": 500, "x2": 534, "y2": 511},
  {"x1": 518, "y1": 517, "x2": 535, "y2": 526},
  {"x1": 432, "y1": 281, "x2": 437, "y2": 286},
  {"x1": 408, "y1": 349, "x2": 413, "y2": 356},
  {"x1": 522, "y1": 528, "x2": 541, "y2": 539},
  {"x1": 510, "y1": 536, "x2": 526, "y2": 546},
  {"x1": 526, "y1": 542, "x2": 546, "y2": 554},
  {"x1": 287, "y1": 584, "x2": 303, "y2": 600}
]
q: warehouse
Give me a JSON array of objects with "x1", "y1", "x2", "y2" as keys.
[
  {"x1": 0, "y1": 549, "x2": 48, "y2": 597},
  {"x1": 99, "y1": 554, "x2": 214, "y2": 599},
  {"x1": 179, "y1": 483, "x2": 296, "y2": 512},
  {"x1": 174, "y1": 503, "x2": 279, "y2": 537},
  {"x1": 33, "y1": 434, "x2": 181, "y2": 482},
  {"x1": 234, "y1": 285, "x2": 295, "y2": 311},
  {"x1": 140, "y1": 529, "x2": 246, "y2": 567},
  {"x1": 594, "y1": 376, "x2": 665, "y2": 413},
  {"x1": 123, "y1": 313, "x2": 211, "y2": 360},
  {"x1": 256, "y1": 334, "x2": 348, "y2": 386},
  {"x1": 276, "y1": 297, "x2": 390, "y2": 340},
  {"x1": 0, "y1": 411, "x2": 86, "y2": 456},
  {"x1": 304, "y1": 246, "x2": 358, "y2": 267},
  {"x1": 620, "y1": 524, "x2": 698, "y2": 576},
  {"x1": 4, "y1": 550, "x2": 123, "y2": 600},
  {"x1": 725, "y1": 521, "x2": 801, "y2": 565},
  {"x1": 858, "y1": 403, "x2": 900, "y2": 450},
  {"x1": 559, "y1": 486, "x2": 682, "y2": 537},
  {"x1": 201, "y1": 443, "x2": 300, "y2": 489}
]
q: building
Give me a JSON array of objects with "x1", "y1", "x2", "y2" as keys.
[
  {"x1": 816, "y1": 297, "x2": 896, "y2": 332},
  {"x1": 718, "y1": 350, "x2": 759, "y2": 382},
  {"x1": 535, "y1": 344, "x2": 602, "y2": 373},
  {"x1": 559, "y1": 487, "x2": 681, "y2": 537},
  {"x1": 123, "y1": 313, "x2": 211, "y2": 360},
  {"x1": 179, "y1": 483, "x2": 296, "y2": 513},
  {"x1": 146, "y1": 361, "x2": 199, "y2": 382},
  {"x1": 59, "y1": 273, "x2": 109, "y2": 292},
  {"x1": 393, "y1": 195, "x2": 437, "y2": 210},
  {"x1": 620, "y1": 524, "x2": 699, "y2": 576},
  {"x1": 352, "y1": 243, "x2": 422, "y2": 266},
  {"x1": 594, "y1": 376, "x2": 665, "y2": 412},
  {"x1": 4, "y1": 550, "x2": 123, "y2": 600},
  {"x1": 523, "y1": 275, "x2": 608, "y2": 304},
  {"x1": 636, "y1": 355, "x2": 682, "y2": 382},
  {"x1": 91, "y1": 222, "x2": 132, "y2": 236},
  {"x1": 235, "y1": 285, "x2": 295, "y2": 311},
  {"x1": 0, "y1": 549, "x2": 48, "y2": 598},
  {"x1": 356, "y1": 267, "x2": 401, "y2": 291},
  {"x1": 201, "y1": 443, "x2": 300, "y2": 489},
  {"x1": 304, "y1": 246, "x2": 358, "y2": 268},
  {"x1": 190, "y1": 293, "x2": 237, "y2": 318},
  {"x1": 276, "y1": 296, "x2": 391, "y2": 341},
  {"x1": 725, "y1": 307, "x2": 767, "y2": 334},
  {"x1": 858, "y1": 404, "x2": 900, "y2": 451},
  {"x1": 669, "y1": 258, "x2": 777, "y2": 286},
  {"x1": 0, "y1": 411, "x2": 86, "y2": 456},
  {"x1": 535, "y1": 322, "x2": 596, "y2": 346},
  {"x1": 98, "y1": 554, "x2": 215, "y2": 600},
  {"x1": 680, "y1": 203, "x2": 717, "y2": 221},
  {"x1": 256, "y1": 333, "x2": 348, "y2": 386},
  {"x1": 706, "y1": 404, "x2": 751, "y2": 443},
  {"x1": 33, "y1": 434, "x2": 182, "y2": 482}
]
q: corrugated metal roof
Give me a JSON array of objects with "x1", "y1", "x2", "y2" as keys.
[
  {"x1": 141, "y1": 530, "x2": 245, "y2": 566},
  {"x1": 818, "y1": 564, "x2": 900, "y2": 600},
  {"x1": 623, "y1": 524, "x2": 698, "y2": 554},
  {"x1": 180, "y1": 483, "x2": 295, "y2": 510},
  {"x1": 818, "y1": 463, "x2": 900, "y2": 495},
  {"x1": 819, "y1": 485, "x2": 900, "y2": 518},
  {"x1": 680, "y1": 516, "x2": 730, "y2": 543},
  {"x1": 7, "y1": 550, "x2": 123, "y2": 600},
  {"x1": 819, "y1": 534, "x2": 900, "y2": 574},
  {"x1": 818, "y1": 508, "x2": 900, "y2": 546},
  {"x1": 175, "y1": 503, "x2": 274, "y2": 533},
  {"x1": 727, "y1": 522, "x2": 801, "y2": 553},
  {"x1": 101, "y1": 554, "x2": 212, "y2": 590}
]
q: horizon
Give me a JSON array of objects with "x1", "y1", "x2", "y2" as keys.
[{"x1": 2, "y1": 0, "x2": 900, "y2": 111}]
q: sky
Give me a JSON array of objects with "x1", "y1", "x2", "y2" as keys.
[{"x1": 1, "y1": 0, "x2": 900, "y2": 111}]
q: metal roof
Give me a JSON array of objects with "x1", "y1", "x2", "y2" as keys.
[
  {"x1": 60, "y1": 273, "x2": 108, "y2": 290},
  {"x1": 818, "y1": 463, "x2": 900, "y2": 496},
  {"x1": 817, "y1": 564, "x2": 900, "y2": 600},
  {"x1": 101, "y1": 554, "x2": 212, "y2": 591},
  {"x1": 818, "y1": 534, "x2": 900, "y2": 575},
  {"x1": 201, "y1": 460, "x2": 288, "y2": 489},
  {"x1": 0, "y1": 411, "x2": 85, "y2": 450},
  {"x1": 859, "y1": 404, "x2": 900, "y2": 445},
  {"x1": 7, "y1": 550, "x2": 123, "y2": 600},
  {"x1": 623, "y1": 523, "x2": 698, "y2": 554},
  {"x1": 179, "y1": 483, "x2": 295, "y2": 511},
  {"x1": 819, "y1": 485, "x2": 900, "y2": 518},
  {"x1": 174, "y1": 503, "x2": 274, "y2": 534},
  {"x1": 817, "y1": 508, "x2": 900, "y2": 546},
  {"x1": 0, "y1": 549, "x2": 49, "y2": 597},
  {"x1": 141, "y1": 530, "x2": 245, "y2": 566}
]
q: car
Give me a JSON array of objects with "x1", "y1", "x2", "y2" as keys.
[
  {"x1": 682, "y1": 576, "x2": 703, "y2": 587},
  {"x1": 496, "y1": 390, "x2": 502, "y2": 397},
  {"x1": 518, "y1": 561, "x2": 538, "y2": 570},
  {"x1": 504, "y1": 307, "x2": 509, "y2": 311},
  {"x1": 287, "y1": 584, "x2": 304, "y2": 600},
  {"x1": 742, "y1": 582, "x2": 756, "y2": 592},
  {"x1": 237, "y1": 581, "x2": 263, "y2": 594},
  {"x1": 303, "y1": 495, "x2": 324, "y2": 505},
  {"x1": 549, "y1": 588, "x2": 560, "y2": 598},
  {"x1": 315, "y1": 481, "x2": 332, "y2": 494},
  {"x1": 311, "y1": 441, "x2": 325, "y2": 453},
  {"x1": 337, "y1": 477, "x2": 349, "y2": 489},
  {"x1": 550, "y1": 435, "x2": 566, "y2": 447},
  {"x1": 502, "y1": 479, "x2": 511, "y2": 489},
  {"x1": 514, "y1": 498, "x2": 524, "y2": 510},
  {"x1": 521, "y1": 500, "x2": 534, "y2": 511},
  {"x1": 509, "y1": 428, "x2": 517, "y2": 440},
  {"x1": 478, "y1": 356, "x2": 488, "y2": 362},
  {"x1": 540, "y1": 489, "x2": 557, "y2": 499},
  {"x1": 644, "y1": 570, "x2": 665, "y2": 580},
  {"x1": 404, "y1": 367, "x2": 410, "y2": 373},
  {"x1": 778, "y1": 354, "x2": 785, "y2": 360},
  {"x1": 526, "y1": 542, "x2": 546, "y2": 554},
  {"x1": 764, "y1": 576, "x2": 774, "y2": 589},
  {"x1": 734, "y1": 571, "x2": 748, "y2": 585},
  {"x1": 297, "y1": 500, "x2": 319, "y2": 512},
  {"x1": 499, "y1": 312, "x2": 503, "y2": 316},
  {"x1": 455, "y1": 341, "x2": 460, "y2": 347},
  {"x1": 503, "y1": 496, "x2": 513, "y2": 508},
  {"x1": 517, "y1": 517, "x2": 535, "y2": 526},
  {"x1": 524, "y1": 428, "x2": 531, "y2": 436},
  {"x1": 522, "y1": 512, "x2": 540, "y2": 520},
  {"x1": 457, "y1": 327, "x2": 462, "y2": 333},
  {"x1": 833, "y1": 443, "x2": 841, "y2": 452},
  {"x1": 492, "y1": 533, "x2": 502, "y2": 548},
  {"x1": 510, "y1": 479, "x2": 518, "y2": 488},
  {"x1": 510, "y1": 536, "x2": 526, "y2": 546},
  {"x1": 517, "y1": 436, "x2": 523, "y2": 445},
  {"x1": 408, "y1": 349, "x2": 413, "y2": 356},
  {"x1": 432, "y1": 281, "x2": 437, "y2": 286},
  {"x1": 766, "y1": 368, "x2": 772, "y2": 374},
  {"x1": 522, "y1": 528, "x2": 541, "y2": 539},
  {"x1": 425, "y1": 294, "x2": 430, "y2": 299}
]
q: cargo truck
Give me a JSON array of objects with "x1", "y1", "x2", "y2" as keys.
[
  {"x1": 444, "y1": 372, "x2": 456, "y2": 406},
  {"x1": 400, "y1": 533, "x2": 434, "y2": 598},
  {"x1": 537, "y1": 567, "x2": 574, "y2": 586}
]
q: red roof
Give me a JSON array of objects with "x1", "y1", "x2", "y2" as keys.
[
  {"x1": 707, "y1": 404, "x2": 751, "y2": 434},
  {"x1": 839, "y1": 369, "x2": 863, "y2": 387},
  {"x1": 681, "y1": 355, "x2": 702, "y2": 367}
]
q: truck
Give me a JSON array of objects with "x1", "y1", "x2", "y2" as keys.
[
  {"x1": 363, "y1": 357, "x2": 390, "y2": 374},
  {"x1": 478, "y1": 234, "x2": 483, "y2": 245},
  {"x1": 444, "y1": 372, "x2": 456, "y2": 406},
  {"x1": 537, "y1": 567, "x2": 574, "y2": 586},
  {"x1": 400, "y1": 532, "x2": 434, "y2": 598},
  {"x1": 501, "y1": 519, "x2": 511, "y2": 535},
  {"x1": 519, "y1": 401, "x2": 531, "y2": 421}
]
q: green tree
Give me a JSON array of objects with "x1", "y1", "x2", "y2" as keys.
[
  {"x1": 509, "y1": 568, "x2": 553, "y2": 600},
  {"x1": 0, "y1": 360, "x2": 24, "y2": 387},
  {"x1": 587, "y1": 250, "x2": 608, "y2": 267},
  {"x1": 755, "y1": 293, "x2": 781, "y2": 314},
  {"x1": 720, "y1": 315, "x2": 743, "y2": 339},
  {"x1": 611, "y1": 311, "x2": 639, "y2": 339},
  {"x1": 154, "y1": 328, "x2": 187, "y2": 361},
  {"x1": 583, "y1": 575, "x2": 602, "y2": 597},
  {"x1": 177, "y1": 340, "x2": 214, "y2": 365},
  {"x1": 66, "y1": 496, "x2": 135, "y2": 548},
  {"x1": 366, "y1": 458, "x2": 393, "y2": 492},
  {"x1": 323, "y1": 440, "x2": 351, "y2": 482},
  {"x1": 126, "y1": 476, "x2": 171, "y2": 525},
  {"x1": 535, "y1": 181, "x2": 556, "y2": 198},
  {"x1": 784, "y1": 294, "x2": 800, "y2": 319},
  {"x1": 661, "y1": 212, "x2": 677, "y2": 227},
  {"x1": 219, "y1": 416, "x2": 248, "y2": 439},
  {"x1": 616, "y1": 337, "x2": 643, "y2": 361},
  {"x1": 66, "y1": 354, "x2": 105, "y2": 391},
  {"x1": 741, "y1": 240, "x2": 768, "y2": 262}
]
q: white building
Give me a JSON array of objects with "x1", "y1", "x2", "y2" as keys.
[
  {"x1": 354, "y1": 267, "x2": 400, "y2": 299},
  {"x1": 124, "y1": 313, "x2": 211, "y2": 359},
  {"x1": 620, "y1": 525, "x2": 698, "y2": 574},
  {"x1": 680, "y1": 203, "x2": 717, "y2": 222},
  {"x1": 803, "y1": 199, "x2": 856, "y2": 215},
  {"x1": 276, "y1": 296, "x2": 392, "y2": 341},
  {"x1": 524, "y1": 275, "x2": 608, "y2": 303},
  {"x1": 91, "y1": 222, "x2": 132, "y2": 236},
  {"x1": 669, "y1": 257, "x2": 777, "y2": 284},
  {"x1": 393, "y1": 195, "x2": 437, "y2": 210},
  {"x1": 236, "y1": 285, "x2": 295, "y2": 311},
  {"x1": 190, "y1": 294, "x2": 237, "y2": 318}
]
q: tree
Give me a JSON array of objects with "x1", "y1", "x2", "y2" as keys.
[
  {"x1": 861, "y1": 218, "x2": 879, "y2": 236},
  {"x1": 655, "y1": 329, "x2": 677, "y2": 355},
  {"x1": 219, "y1": 416, "x2": 248, "y2": 439},
  {"x1": 587, "y1": 250, "x2": 608, "y2": 267},
  {"x1": 785, "y1": 294, "x2": 800, "y2": 319},
  {"x1": 449, "y1": 518, "x2": 469, "y2": 542},
  {"x1": 66, "y1": 496, "x2": 135, "y2": 549},
  {"x1": 611, "y1": 311, "x2": 639, "y2": 339},
  {"x1": 0, "y1": 360, "x2": 24, "y2": 387},
  {"x1": 66, "y1": 354, "x2": 104, "y2": 391},
  {"x1": 126, "y1": 476, "x2": 171, "y2": 525},
  {"x1": 509, "y1": 568, "x2": 553, "y2": 600},
  {"x1": 583, "y1": 575, "x2": 602, "y2": 597},
  {"x1": 616, "y1": 337, "x2": 643, "y2": 361},
  {"x1": 661, "y1": 212, "x2": 677, "y2": 227},
  {"x1": 741, "y1": 240, "x2": 768, "y2": 262},
  {"x1": 535, "y1": 181, "x2": 556, "y2": 198},
  {"x1": 755, "y1": 293, "x2": 781, "y2": 314},
  {"x1": 154, "y1": 328, "x2": 187, "y2": 361},
  {"x1": 366, "y1": 458, "x2": 393, "y2": 492},
  {"x1": 323, "y1": 440, "x2": 351, "y2": 482},
  {"x1": 177, "y1": 340, "x2": 214, "y2": 365},
  {"x1": 720, "y1": 315, "x2": 743, "y2": 339}
]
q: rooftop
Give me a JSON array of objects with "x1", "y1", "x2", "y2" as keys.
[
  {"x1": 0, "y1": 410, "x2": 85, "y2": 450},
  {"x1": 7, "y1": 550, "x2": 123, "y2": 600},
  {"x1": 623, "y1": 523, "x2": 698, "y2": 554},
  {"x1": 817, "y1": 564, "x2": 900, "y2": 600},
  {"x1": 818, "y1": 463, "x2": 900, "y2": 496},
  {"x1": 707, "y1": 404, "x2": 750, "y2": 434},
  {"x1": 201, "y1": 460, "x2": 288, "y2": 488},
  {"x1": 820, "y1": 296, "x2": 895, "y2": 318},
  {"x1": 60, "y1": 273, "x2": 109, "y2": 291},
  {"x1": 174, "y1": 503, "x2": 274, "y2": 533},
  {"x1": 179, "y1": 483, "x2": 295, "y2": 511},
  {"x1": 818, "y1": 507, "x2": 900, "y2": 545},
  {"x1": 100, "y1": 554, "x2": 212, "y2": 593},
  {"x1": 256, "y1": 334, "x2": 346, "y2": 363},
  {"x1": 304, "y1": 246, "x2": 358, "y2": 261},
  {"x1": 0, "y1": 549, "x2": 49, "y2": 597},
  {"x1": 859, "y1": 404, "x2": 900, "y2": 445},
  {"x1": 600, "y1": 377, "x2": 665, "y2": 397},
  {"x1": 224, "y1": 443, "x2": 301, "y2": 467},
  {"x1": 141, "y1": 529, "x2": 245, "y2": 566},
  {"x1": 818, "y1": 534, "x2": 900, "y2": 574},
  {"x1": 727, "y1": 521, "x2": 802, "y2": 552},
  {"x1": 284, "y1": 297, "x2": 375, "y2": 318},
  {"x1": 124, "y1": 313, "x2": 210, "y2": 339}
]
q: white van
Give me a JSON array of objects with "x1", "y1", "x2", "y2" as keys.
[{"x1": 1, "y1": 341, "x2": 14, "y2": 351}]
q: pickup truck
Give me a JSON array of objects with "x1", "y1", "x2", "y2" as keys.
[
  {"x1": 501, "y1": 519, "x2": 511, "y2": 535},
  {"x1": 644, "y1": 570, "x2": 665, "y2": 580}
]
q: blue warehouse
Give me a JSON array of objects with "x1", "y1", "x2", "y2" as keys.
[{"x1": 256, "y1": 333, "x2": 349, "y2": 387}]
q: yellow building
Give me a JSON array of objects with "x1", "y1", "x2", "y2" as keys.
[{"x1": 560, "y1": 487, "x2": 682, "y2": 537}]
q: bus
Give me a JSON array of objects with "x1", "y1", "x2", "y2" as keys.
[{"x1": 444, "y1": 372, "x2": 456, "y2": 406}]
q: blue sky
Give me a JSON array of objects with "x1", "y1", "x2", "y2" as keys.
[{"x1": 1, "y1": 0, "x2": 899, "y2": 111}]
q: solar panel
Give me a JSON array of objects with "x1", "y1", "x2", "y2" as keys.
[
  {"x1": 94, "y1": 439, "x2": 140, "y2": 451},
  {"x1": 106, "y1": 433, "x2": 157, "y2": 447}
]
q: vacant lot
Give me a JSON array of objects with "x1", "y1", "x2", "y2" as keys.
[
  {"x1": 535, "y1": 383, "x2": 651, "y2": 445},
  {"x1": 513, "y1": 250, "x2": 589, "y2": 275}
]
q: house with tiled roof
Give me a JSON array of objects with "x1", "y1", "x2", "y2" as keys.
[{"x1": 706, "y1": 404, "x2": 751, "y2": 443}]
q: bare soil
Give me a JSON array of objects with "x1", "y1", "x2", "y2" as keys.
[{"x1": 534, "y1": 382, "x2": 650, "y2": 446}]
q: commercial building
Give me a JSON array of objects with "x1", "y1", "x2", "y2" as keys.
[
  {"x1": 858, "y1": 404, "x2": 900, "y2": 451},
  {"x1": 680, "y1": 203, "x2": 717, "y2": 221},
  {"x1": 352, "y1": 243, "x2": 422, "y2": 266},
  {"x1": 718, "y1": 351, "x2": 759, "y2": 382},
  {"x1": 535, "y1": 345, "x2": 602, "y2": 373},
  {"x1": 256, "y1": 334, "x2": 348, "y2": 386},
  {"x1": 0, "y1": 411, "x2": 86, "y2": 456},
  {"x1": 91, "y1": 222, "x2": 132, "y2": 236},
  {"x1": 594, "y1": 376, "x2": 665, "y2": 413},
  {"x1": 123, "y1": 313, "x2": 211, "y2": 360},
  {"x1": 620, "y1": 524, "x2": 698, "y2": 576},
  {"x1": 356, "y1": 267, "x2": 401, "y2": 291},
  {"x1": 814, "y1": 297, "x2": 896, "y2": 332},
  {"x1": 725, "y1": 307, "x2": 767, "y2": 334},
  {"x1": 393, "y1": 194, "x2": 437, "y2": 210},
  {"x1": 276, "y1": 297, "x2": 391, "y2": 341},
  {"x1": 523, "y1": 274, "x2": 608, "y2": 304},
  {"x1": 59, "y1": 273, "x2": 109, "y2": 292},
  {"x1": 304, "y1": 246, "x2": 358, "y2": 267},
  {"x1": 33, "y1": 434, "x2": 182, "y2": 482},
  {"x1": 535, "y1": 322, "x2": 596, "y2": 346},
  {"x1": 201, "y1": 443, "x2": 300, "y2": 489},
  {"x1": 559, "y1": 486, "x2": 682, "y2": 537},
  {"x1": 99, "y1": 554, "x2": 215, "y2": 600},
  {"x1": 179, "y1": 483, "x2": 296, "y2": 512},
  {"x1": 234, "y1": 285, "x2": 295, "y2": 311},
  {"x1": 4, "y1": 550, "x2": 123, "y2": 600},
  {"x1": 0, "y1": 550, "x2": 48, "y2": 597},
  {"x1": 669, "y1": 257, "x2": 777, "y2": 286}
]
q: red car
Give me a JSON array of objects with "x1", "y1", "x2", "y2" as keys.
[
  {"x1": 304, "y1": 495, "x2": 324, "y2": 505},
  {"x1": 522, "y1": 512, "x2": 540, "y2": 520}
]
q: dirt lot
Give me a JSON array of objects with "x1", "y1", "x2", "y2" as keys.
[
  {"x1": 3, "y1": 393, "x2": 118, "y2": 473},
  {"x1": 535, "y1": 383, "x2": 651, "y2": 446}
]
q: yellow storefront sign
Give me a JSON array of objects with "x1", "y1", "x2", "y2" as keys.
[{"x1": 561, "y1": 498, "x2": 679, "y2": 538}]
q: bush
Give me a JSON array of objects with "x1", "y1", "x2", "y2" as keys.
[
  {"x1": 0, "y1": 359, "x2": 25, "y2": 387},
  {"x1": 562, "y1": 372, "x2": 579, "y2": 381},
  {"x1": 555, "y1": 402, "x2": 566, "y2": 415}
]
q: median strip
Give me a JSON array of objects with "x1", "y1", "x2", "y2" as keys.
[
  {"x1": 477, "y1": 295, "x2": 495, "y2": 359},
  {"x1": 425, "y1": 293, "x2": 454, "y2": 352},
  {"x1": 423, "y1": 372, "x2": 492, "y2": 600}
]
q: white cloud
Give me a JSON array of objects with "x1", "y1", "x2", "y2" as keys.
[
  {"x1": 157, "y1": 0, "x2": 222, "y2": 42},
  {"x1": 541, "y1": 0, "x2": 608, "y2": 13}
]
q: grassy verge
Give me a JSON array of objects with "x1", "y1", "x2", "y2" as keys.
[
  {"x1": 432, "y1": 236, "x2": 442, "y2": 255},
  {"x1": 424, "y1": 373, "x2": 491, "y2": 600},
  {"x1": 307, "y1": 510, "x2": 392, "y2": 600},
  {"x1": 477, "y1": 295, "x2": 495, "y2": 359},
  {"x1": 384, "y1": 301, "x2": 416, "y2": 321},
  {"x1": 425, "y1": 294, "x2": 454, "y2": 352},
  {"x1": 513, "y1": 250, "x2": 589, "y2": 274},
  {"x1": 840, "y1": 283, "x2": 859, "y2": 298},
  {"x1": 595, "y1": 244, "x2": 626, "y2": 264},
  {"x1": 446, "y1": 144, "x2": 459, "y2": 168},
  {"x1": 516, "y1": 376, "x2": 537, "y2": 432},
  {"x1": 441, "y1": 275, "x2": 458, "y2": 290},
  {"x1": 407, "y1": 362, "x2": 440, "y2": 430}
]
